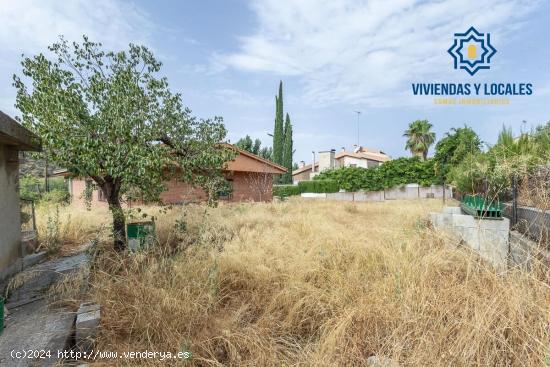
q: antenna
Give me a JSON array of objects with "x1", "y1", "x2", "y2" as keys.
[{"x1": 354, "y1": 111, "x2": 361, "y2": 146}]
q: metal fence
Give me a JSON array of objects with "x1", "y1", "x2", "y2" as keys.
[{"x1": 503, "y1": 203, "x2": 549, "y2": 245}]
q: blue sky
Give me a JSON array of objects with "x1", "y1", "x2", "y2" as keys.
[{"x1": 1, "y1": 0, "x2": 549, "y2": 163}]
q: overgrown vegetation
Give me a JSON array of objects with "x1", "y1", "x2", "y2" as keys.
[
  {"x1": 15, "y1": 35, "x2": 233, "y2": 250},
  {"x1": 315, "y1": 157, "x2": 439, "y2": 192},
  {"x1": 20, "y1": 175, "x2": 69, "y2": 204},
  {"x1": 86, "y1": 200, "x2": 549, "y2": 366},
  {"x1": 449, "y1": 122, "x2": 550, "y2": 197}
]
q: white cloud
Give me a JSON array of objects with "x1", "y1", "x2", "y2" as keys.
[
  {"x1": 213, "y1": 88, "x2": 272, "y2": 107},
  {"x1": 221, "y1": 0, "x2": 540, "y2": 106},
  {"x1": 0, "y1": 0, "x2": 153, "y2": 53}
]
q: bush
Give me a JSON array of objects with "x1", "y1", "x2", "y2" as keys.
[
  {"x1": 298, "y1": 179, "x2": 339, "y2": 193},
  {"x1": 314, "y1": 157, "x2": 439, "y2": 192},
  {"x1": 39, "y1": 189, "x2": 70, "y2": 205},
  {"x1": 273, "y1": 185, "x2": 301, "y2": 198}
]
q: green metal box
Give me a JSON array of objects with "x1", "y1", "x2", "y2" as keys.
[{"x1": 126, "y1": 221, "x2": 156, "y2": 251}]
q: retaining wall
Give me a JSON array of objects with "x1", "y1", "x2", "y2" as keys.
[{"x1": 430, "y1": 206, "x2": 510, "y2": 269}]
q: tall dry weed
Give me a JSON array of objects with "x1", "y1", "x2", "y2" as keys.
[{"x1": 84, "y1": 199, "x2": 549, "y2": 366}]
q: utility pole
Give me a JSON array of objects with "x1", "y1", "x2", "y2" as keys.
[{"x1": 354, "y1": 111, "x2": 361, "y2": 146}]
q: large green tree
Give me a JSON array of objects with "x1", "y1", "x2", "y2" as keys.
[
  {"x1": 14, "y1": 36, "x2": 233, "y2": 251},
  {"x1": 404, "y1": 119, "x2": 436, "y2": 160},
  {"x1": 282, "y1": 113, "x2": 293, "y2": 183},
  {"x1": 433, "y1": 126, "x2": 482, "y2": 181},
  {"x1": 272, "y1": 81, "x2": 284, "y2": 166},
  {"x1": 235, "y1": 135, "x2": 261, "y2": 155}
]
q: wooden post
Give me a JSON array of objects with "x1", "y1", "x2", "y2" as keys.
[
  {"x1": 44, "y1": 155, "x2": 49, "y2": 192},
  {"x1": 31, "y1": 200, "x2": 36, "y2": 232}
]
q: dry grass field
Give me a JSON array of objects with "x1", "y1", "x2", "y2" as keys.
[{"x1": 38, "y1": 199, "x2": 550, "y2": 366}]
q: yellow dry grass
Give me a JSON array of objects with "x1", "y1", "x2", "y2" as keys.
[
  {"x1": 35, "y1": 203, "x2": 111, "y2": 254},
  {"x1": 81, "y1": 198, "x2": 550, "y2": 366}
]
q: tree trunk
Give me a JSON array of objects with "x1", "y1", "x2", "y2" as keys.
[{"x1": 103, "y1": 181, "x2": 126, "y2": 251}]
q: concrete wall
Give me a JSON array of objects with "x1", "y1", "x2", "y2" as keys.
[
  {"x1": 326, "y1": 192, "x2": 354, "y2": 201},
  {"x1": 0, "y1": 145, "x2": 23, "y2": 281},
  {"x1": 301, "y1": 184, "x2": 450, "y2": 202},
  {"x1": 430, "y1": 207, "x2": 510, "y2": 269},
  {"x1": 509, "y1": 231, "x2": 550, "y2": 270},
  {"x1": 354, "y1": 190, "x2": 384, "y2": 201},
  {"x1": 384, "y1": 184, "x2": 421, "y2": 200}
]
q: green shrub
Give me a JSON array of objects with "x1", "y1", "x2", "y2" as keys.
[
  {"x1": 314, "y1": 157, "x2": 439, "y2": 192},
  {"x1": 39, "y1": 189, "x2": 70, "y2": 205},
  {"x1": 20, "y1": 175, "x2": 41, "y2": 201},
  {"x1": 273, "y1": 185, "x2": 301, "y2": 198},
  {"x1": 297, "y1": 179, "x2": 339, "y2": 193}
]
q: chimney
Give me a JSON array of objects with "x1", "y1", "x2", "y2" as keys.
[
  {"x1": 353, "y1": 145, "x2": 361, "y2": 153},
  {"x1": 341, "y1": 147, "x2": 346, "y2": 152},
  {"x1": 318, "y1": 149, "x2": 336, "y2": 172},
  {"x1": 299, "y1": 160, "x2": 305, "y2": 168}
]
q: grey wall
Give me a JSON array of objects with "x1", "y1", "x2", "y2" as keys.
[{"x1": 0, "y1": 144, "x2": 23, "y2": 281}]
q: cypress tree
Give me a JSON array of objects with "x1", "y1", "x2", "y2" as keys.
[
  {"x1": 282, "y1": 113, "x2": 293, "y2": 183},
  {"x1": 272, "y1": 81, "x2": 284, "y2": 166}
]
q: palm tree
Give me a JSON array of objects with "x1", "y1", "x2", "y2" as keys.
[{"x1": 404, "y1": 119, "x2": 436, "y2": 160}]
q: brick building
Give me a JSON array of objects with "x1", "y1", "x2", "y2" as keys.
[{"x1": 53, "y1": 145, "x2": 286, "y2": 207}]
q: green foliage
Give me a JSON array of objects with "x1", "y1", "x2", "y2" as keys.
[
  {"x1": 315, "y1": 157, "x2": 439, "y2": 192},
  {"x1": 40, "y1": 189, "x2": 70, "y2": 205},
  {"x1": 235, "y1": 135, "x2": 273, "y2": 161},
  {"x1": 14, "y1": 36, "x2": 233, "y2": 250},
  {"x1": 298, "y1": 179, "x2": 339, "y2": 193},
  {"x1": 273, "y1": 184, "x2": 300, "y2": 198},
  {"x1": 282, "y1": 113, "x2": 293, "y2": 184},
  {"x1": 20, "y1": 175, "x2": 69, "y2": 204},
  {"x1": 273, "y1": 81, "x2": 284, "y2": 166},
  {"x1": 235, "y1": 135, "x2": 261, "y2": 155},
  {"x1": 20, "y1": 175, "x2": 41, "y2": 201},
  {"x1": 433, "y1": 126, "x2": 482, "y2": 180},
  {"x1": 449, "y1": 123, "x2": 550, "y2": 196},
  {"x1": 403, "y1": 119, "x2": 436, "y2": 160},
  {"x1": 41, "y1": 206, "x2": 66, "y2": 254},
  {"x1": 259, "y1": 146, "x2": 273, "y2": 160},
  {"x1": 273, "y1": 180, "x2": 339, "y2": 197}
]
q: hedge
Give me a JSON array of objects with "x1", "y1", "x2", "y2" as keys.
[
  {"x1": 273, "y1": 179, "x2": 340, "y2": 198},
  {"x1": 314, "y1": 157, "x2": 440, "y2": 192},
  {"x1": 273, "y1": 185, "x2": 301, "y2": 198},
  {"x1": 298, "y1": 179, "x2": 339, "y2": 193}
]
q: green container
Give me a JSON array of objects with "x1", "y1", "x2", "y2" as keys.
[
  {"x1": 126, "y1": 221, "x2": 156, "y2": 251},
  {"x1": 1, "y1": 296, "x2": 4, "y2": 333},
  {"x1": 460, "y1": 195, "x2": 503, "y2": 219}
]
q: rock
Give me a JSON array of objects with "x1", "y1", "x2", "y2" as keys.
[{"x1": 367, "y1": 355, "x2": 399, "y2": 367}]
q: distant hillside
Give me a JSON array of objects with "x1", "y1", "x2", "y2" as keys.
[{"x1": 18, "y1": 151, "x2": 61, "y2": 177}]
